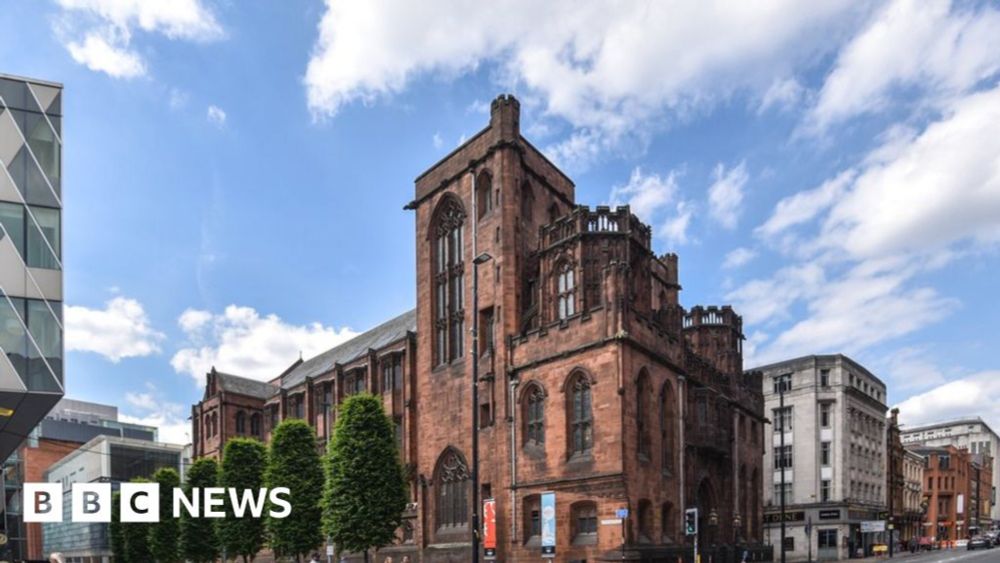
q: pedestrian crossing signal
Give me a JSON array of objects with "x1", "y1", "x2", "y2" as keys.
[{"x1": 685, "y1": 508, "x2": 698, "y2": 536}]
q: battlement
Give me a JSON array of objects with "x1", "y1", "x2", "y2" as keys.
[
  {"x1": 683, "y1": 305, "x2": 742, "y2": 332},
  {"x1": 539, "y1": 205, "x2": 652, "y2": 251}
]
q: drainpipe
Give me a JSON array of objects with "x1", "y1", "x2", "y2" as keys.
[{"x1": 510, "y1": 378, "x2": 520, "y2": 545}]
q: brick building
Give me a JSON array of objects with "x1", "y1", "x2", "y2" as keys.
[
  {"x1": 192, "y1": 94, "x2": 766, "y2": 562},
  {"x1": 911, "y1": 445, "x2": 993, "y2": 542}
]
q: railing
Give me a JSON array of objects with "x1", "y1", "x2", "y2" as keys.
[{"x1": 540, "y1": 205, "x2": 652, "y2": 249}]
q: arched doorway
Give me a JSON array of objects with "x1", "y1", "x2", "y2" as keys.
[{"x1": 697, "y1": 478, "x2": 716, "y2": 546}]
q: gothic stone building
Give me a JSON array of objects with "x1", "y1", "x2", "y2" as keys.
[{"x1": 192, "y1": 95, "x2": 766, "y2": 562}]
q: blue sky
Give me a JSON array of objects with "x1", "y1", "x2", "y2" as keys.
[{"x1": 2, "y1": 0, "x2": 999, "y2": 443}]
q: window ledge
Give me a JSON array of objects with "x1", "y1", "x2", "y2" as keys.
[{"x1": 572, "y1": 533, "x2": 598, "y2": 546}]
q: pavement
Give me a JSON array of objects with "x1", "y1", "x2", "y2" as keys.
[{"x1": 850, "y1": 547, "x2": 1000, "y2": 563}]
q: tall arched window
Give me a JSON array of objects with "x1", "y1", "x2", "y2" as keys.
[
  {"x1": 751, "y1": 467, "x2": 760, "y2": 540},
  {"x1": 660, "y1": 381, "x2": 676, "y2": 473},
  {"x1": 556, "y1": 261, "x2": 576, "y2": 320},
  {"x1": 739, "y1": 464, "x2": 748, "y2": 539},
  {"x1": 568, "y1": 372, "x2": 593, "y2": 456},
  {"x1": 637, "y1": 371, "x2": 651, "y2": 459},
  {"x1": 203, "y1": 415, "x2": 211, "y2": 438},
  {"x1": 520, "y1": 181, "x2": 534, "y2": 221},
  {"x1": 235, "y1": 410, "x2": 246, "y2": 434},
  {"x1": 250, "y1": 413, "x2": 262, "y2": 436},
  {"x1": 524, "y1": 384, "x2": 545, "y2": 447},
  {"x1": 661, "y1": 502, "x2": 675, "y2": 543},
  {"x1": 432, "y1": 197, "x2": 466, "y2": 365},
  {"x1": 476, "y1": 171, "x2": 493, "y2": 219},
  {"x1": 211, "y1": 412, "x2": 218, "y2": 437},
  {"x1": 435, "y1": 448, "x2": 470, "y2": 530},
  {"x1": 638, "y1": 499, "x2": 653, "y2": 543}
]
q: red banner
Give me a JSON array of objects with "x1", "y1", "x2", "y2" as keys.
[{"x1": 483, "y1": 498, "x2": 497, "y2": 558}]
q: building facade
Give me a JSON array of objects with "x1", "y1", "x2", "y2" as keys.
[
  {"x1": 43, "y1": 435, "x2": 185, "y2": 563},
  {"x1": 910, "y1": 445, "x2": 993, "y2": 542},
  {"x1": 901, "y1": 418, "x2": 1000, "y2": 524},
  {"x1": 900, "y1": 449, "x2": 925, "y2": 544},
  {"x1": 0, "y1": 73, "x2": 65, "y2": 459},
  {"x1": 756, "y1": 355, "x2": 888, "y2": 561},
  {"x1": 1, "y1": 398, "x2": 155, "y2": 560},
  {"x1": 192, "y1": 95, "x2": 767, "y2": 562}
]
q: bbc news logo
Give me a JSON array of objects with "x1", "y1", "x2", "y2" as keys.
[{"x1": 24, "y1": 483, "x2": 291, "y2": 522}]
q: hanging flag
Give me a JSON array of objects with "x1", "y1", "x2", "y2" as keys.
[
  {"x1": 483, "y1": 498, "x2": 497, "y2": 559},
  {"x1": 541, "y1": 492, "x2": 556, "y2": 558}
]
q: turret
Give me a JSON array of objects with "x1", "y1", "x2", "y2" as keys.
[
  {"x1": 490, "y1": 93, "x2": 520, "y2": 140},
  {"x1": 683, "y1": 305, "x2": 744, "y2": 377}
]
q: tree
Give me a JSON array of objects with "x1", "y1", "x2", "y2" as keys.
[
  {"x1": 121, "y1": 477, "x2": 154, "y2": 563},
  {"x1": 266, "y1": 419, "x2": 324, "y2": 561},
  {"x1": 180, "y1": 457, "x2": 221, "y2": 562},
  {"x1": 323, "y1": 393, "x2": 408, "y2": 562},
  {"x1": 150, "y1": 467, "x2": 182, "y2": 562},
  {"x1": 220, "y1": 438, "x2": 268, "y2": 562},
  {"x1": 110, "y1": 491, "x2": 125, "y2": 562}
]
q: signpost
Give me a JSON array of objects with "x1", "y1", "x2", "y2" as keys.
[
  {"x1": 617, "y1": 508, "x2": 629, "y2": 559},
  {"x1": 483, "y1": 498, "x2": 497, "y2": 560},
  {"x1": 541, "y1": 492, "x2": 556, "y2": 558}
]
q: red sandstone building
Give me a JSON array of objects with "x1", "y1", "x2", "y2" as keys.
[
  {"x1": 192, "y1": 95, "x2": 766, "y2": 562},
  {"x1": 912, "y1": 445, "x2": 994, "y2": 542}
]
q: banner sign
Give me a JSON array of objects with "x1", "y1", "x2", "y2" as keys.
[
  {"x1": 764, "y1": 511, "x2": 804, "y2": 523},
  {"x1": 483, "y1": 498, "x2": 497, "y2": 559},
  {"x1": 861, "y1": 520, "x2": 886, "y2": 533},
  {"x1": 541, "y1": 492, "x2": 556, "y2": 558},
  {"x1": 819, "y1": 509, "x2": 840, "y2": 520}
]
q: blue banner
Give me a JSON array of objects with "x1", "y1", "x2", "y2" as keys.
[{"x1": 541, "y1": 491, "x2": 556, "y2": 558}]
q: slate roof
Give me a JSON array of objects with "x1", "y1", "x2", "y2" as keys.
[
  {"x1": 278, "y1": 309, "x2": 416, "y2": 390},
  {"x1": 215, "y1": 371, "x2": 280, "y2": 400}
]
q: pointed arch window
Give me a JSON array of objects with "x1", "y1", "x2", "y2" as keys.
[
  {"x1": 435, "y1": 449, "x2": 470, "y2": 530},
  {"x1": 476, "y1": 171, "x2": 493, "y2": 219},
  {"x1": 250, "y1": 413, "x2": 262, "y2": 436},
  {"x1": 235, "y1": 410, "x2": 246, "y2": 434},
  {"x1": 433, "y1": 197, "x2": 466, "y2": 365},
  {"x1": 660, "y1": 382, "x2": 676, "y2": 473},
  {"x1": 637, "y1": 372, "x2": 651, "y2": 459},
  {"x1": 556, "y1": 261, "x2": 576, "y2": 320},
  {"x1": 524, "y1": 384, "x2": 545, "y2": 446},
  {"x1": 569, "y1": 373, "x2": 593, "y2": 455}
]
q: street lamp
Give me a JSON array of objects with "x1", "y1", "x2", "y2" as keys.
[{"x1": 469, "y1": 170, "x2": 493, "y2": 563}]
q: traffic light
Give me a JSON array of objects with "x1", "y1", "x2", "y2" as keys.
[{"x1": 685, "y1": 508, "x2": 698, "y2": 536}]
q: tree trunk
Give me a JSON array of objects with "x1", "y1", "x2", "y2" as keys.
[{"x1": 364, "y1": 548, "x2": 370, "y2": 563}]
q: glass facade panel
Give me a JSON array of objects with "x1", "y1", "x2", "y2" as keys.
[
  {"x1": 26, "y1": 299, "x2": 62, "y2": 390},
  {"x1": 0, "y1": 295, "x2": 27, "y2": 380},
  {"x1": 0, "y1": 202, "x2": 24, "y2": 255},
  {"x1": 26, "y1": 112, "x2": 60, "y2": 196},
  {"x1": 26, "y1": 205, "x2": 60, "y2": 269}
]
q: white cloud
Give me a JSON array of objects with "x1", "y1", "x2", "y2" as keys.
[
  {"x1": 722, "y1": 247, "x2": 757, "y2": 269},
  {"x1": 727, "y1": 263, "x2": 825, "y2": 327},
  {"x1": 55, "y1": 0, "x2": 223, "y2": 78},
  {"x1": 206, "y1": 105, "x2": 227, "y2": 127},
  {"x1": 808, "y1": 0, "x2": 1000, "y2": 132},
  {"x1": 818, "y1": 84, "x2": 1000, "y2": 259},
  {"x1": 432, "y1": 132, "x2": 444, "y2": 149},
  {"x1": 895, "y1": 371, "x2": 1000, "y2": 432},
  {"x1": 707, "y1": 161, "x2": 749, "y2": 229},
  {"x1": 304, "y1": 0, "x2": 861, "y2": 150},
  {"x1": 171, "y1": 305, "x2": 359, "y2": 385},
  {"x1": 124, "y1": 390, "x2": 158, "y2": 411},
  {"x1": 758, "y1": 77, "x2": 804, "y2": 114},
  {"x1": 609, "y1": 167, "x2": 694, "y2": 247},
  {"x1": 66, "y1": 297, "x2": 165, "y2": 362},
  {"x1": 756, "y1": 170, "x2": 855, "y2": 240},
  {"x1": 119, "y1": 383, "x2": 190, "y2": 444},
  {"x1": 65, "y1": 29, "x2": 145, "y2": 78}
]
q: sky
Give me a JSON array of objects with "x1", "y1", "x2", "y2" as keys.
[{"x1": 1, "y1": 0, "x2": 999, "y2": 444}]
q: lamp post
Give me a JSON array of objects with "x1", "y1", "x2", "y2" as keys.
[
  {"x1": 470, "y1": 170, "x2": 493, "y2": 563},
  {"x1": 779, "y1": 384, "x2": 787, "y2": 563}
]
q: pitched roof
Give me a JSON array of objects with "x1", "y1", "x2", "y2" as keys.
[
  {"x1": 278, "y1": 309, "x2": 416, "y2": 390},
  {"x1": 215, "y1": 370, "x2": 280, "y2": 400}
]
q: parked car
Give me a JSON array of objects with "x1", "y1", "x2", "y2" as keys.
[
  {"x1": 968, "y1": 536, "x2": 992, "y2": 550},
  {"x1": 918, "y1": 536, "x2": 936, "y2": 551}
]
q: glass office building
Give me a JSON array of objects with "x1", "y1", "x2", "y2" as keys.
[{"x1": 0, "y1": 73, "x2": 64, "y2": 459}]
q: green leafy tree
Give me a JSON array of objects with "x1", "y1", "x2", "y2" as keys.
[
  {"x1": 266, "y1": 419, "x2": 324, "y2": 561},
  {"x1": 220, "y1": 438, "x2": 268, "y2": 562},
  {"x1": 110, "y1": 491, "x2": 125, "y2": 562},
  {"x1": 180, "y1": 457, "x2": 221, "y2": 562},
  {"x1": 122, "y1": 477, "x2": 154, "y2": 563},
  {"x1": 323, "y1": 394, "x2": 408, "y2": 562},
  {"x1": 150, "y1": 467, "x2": 182, "y2": 562}
]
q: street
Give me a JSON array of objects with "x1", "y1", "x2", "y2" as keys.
[{"x1": 861, "y1": 549, "x2": 1000, "y2": 563}]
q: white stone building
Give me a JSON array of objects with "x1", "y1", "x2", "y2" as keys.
[{"x1": 755, "y1": 355, "x2": 888, "y2": 561}]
